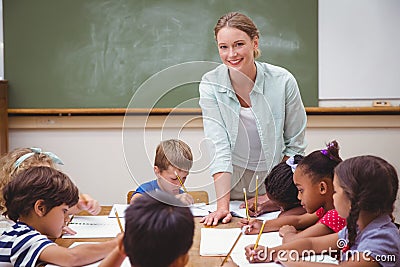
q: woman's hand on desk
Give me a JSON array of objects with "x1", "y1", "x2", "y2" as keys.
[
  {"x1": 238, "y1": 218, "x2": 263, "y2": 235},
  {"x1": 200, "y1": 209, "x2": 232, "y2": 226}
]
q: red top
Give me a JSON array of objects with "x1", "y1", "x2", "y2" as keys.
[{"x1": 315, "y1": 207, "x2": 347, "y2": 233}]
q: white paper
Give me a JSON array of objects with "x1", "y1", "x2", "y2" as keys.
[
  {"x1": 200, "y1": 228, "x2": 338, "y2": 266},
  {"x1": 200, "y1": 228, "x2": 243, "y2": 256},
  {"x1": 63, "y1": 216, "x2": 124, "y2": 238},
  {"x1": 108, "y1": 204, "x2": 129, "y2": 218},
  {"x1": 108, "y1": 203, "x2": 210, "y2": 217},
  {"x1": 46, "y1": 242, "x2": 131, "y2": 267}
]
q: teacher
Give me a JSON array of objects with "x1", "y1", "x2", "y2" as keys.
[{"x1": 199, "y1": 12, "x2": 307, "y2": 225}]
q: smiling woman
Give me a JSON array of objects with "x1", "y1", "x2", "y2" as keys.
[{"x1": 199, "y1": 12, "x2": 307, "y2": 226}]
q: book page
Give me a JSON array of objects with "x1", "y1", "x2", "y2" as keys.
[{"x1": 63, "y1": 216, "x2": 124, "y2": 238}]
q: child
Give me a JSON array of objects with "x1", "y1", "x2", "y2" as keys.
[
  {"x1": 0, "y1": 147, "x2": 100, "y2": 232},
  {"x1": 130, "y1": 139, "x2": 194, "y2": 205},
  {"x1": 245, "y1": 155, "x2": 400, "y2": 267},
  {"x1": 241, "y1": 141, "x2": 346, "y2": 242},
  {"x1": 99, "y1": 191, "x2": 195, "y2": 267},
  {"x1": 263, "y1": 155, "x2": 306, "y2": 217},
  {"x1": 0, "y1": 166, "x2": 119, "y2": 266}
]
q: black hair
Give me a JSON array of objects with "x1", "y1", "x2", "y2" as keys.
[
  {"x1": 265, "y1": 155, "x2": 303, "y2": 209},
  {"x1": 297, "y1": 140, "x2": 342, "y2": 184},
  {"x1": 123, "y1": 191, "x2": 194, "y2": 267},
  {"x1": 3, "y1": 166, "x2": 79, "y2": 222},
  {"x1": 334, "y1": 155, "x2": 398, "y2": 248}
]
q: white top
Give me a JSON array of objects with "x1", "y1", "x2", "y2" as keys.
[{"x1": 232, "y1": 107, "x2": 267, "y2": 171}]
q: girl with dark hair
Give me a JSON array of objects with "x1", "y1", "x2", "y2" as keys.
[
  {"x1": 241, "y1": 141, "x2": 346, "y2": 243},
  {"x1": 245, "y1": 155, "x2": 400, "y2": 267}
]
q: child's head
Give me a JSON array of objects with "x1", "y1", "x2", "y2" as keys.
[
  {"x1": 2, "y1": 166, "x2": 78, "y2": 237},
  {"x1": 265, "y1": 155, "x2": 303, "y2": 211},
  {"x1": 0, "y1": 147, "x2": 63, "y2": 211},
  {"x1": 154, "y1": 139, "x2": 193, "y2": 195},
  {"x1": 293, "y1": 140, "x2": 342, "y2": 213},
  {"x1": 333, "y1": 155, "x2": 399, "y2": 247},
  {"x1": 124, "y1": 191, "x2": 194, "y2": 267}
]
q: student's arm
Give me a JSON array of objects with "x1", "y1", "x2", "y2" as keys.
[
  {"x1": 281, "y1": 223, "x2": 334, "y2": 243},
  {"x1": 200, "y1": 172, "x2": 232, "y2": 226},
  {"x1": 39, "y1": 237, "x2": 120, "y2": 266},
  {"x1": 67, "y1": 193, "x2": 101, "y2": 215},
  {"x1": 240, "y1": 212, "x2": 319, "y2": 234},
  {"x1": 175, "y1": 193, "x2": 194, "y2": 205},
  {"x1": 245, "y1": 232, "x2": 338, "y2": 263},
  {"x1": 98, "y1": 236, "x2": 126, "y2": 267}
]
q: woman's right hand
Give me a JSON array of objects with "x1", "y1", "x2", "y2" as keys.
[{"x1": 200, "y1": 208, "x2": 232, "y2": 226}]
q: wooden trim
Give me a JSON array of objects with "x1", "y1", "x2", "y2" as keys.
[
  {"x1": 0, "y1": 81, "x2": 8, "y2": 155},
  {"x1": 8, "y1": 106, "x2": 400, "y2": 115}
]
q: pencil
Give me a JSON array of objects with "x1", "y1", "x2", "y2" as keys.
[
  {"x1": 254, "y1": 175, "x2": 259, "y2": 213},
  {"x1": 243, "y1": 188, "x2": 250, "y2": 221},
  {"x1": 115, "y1": 210, "x2": 124, "y2": 233},
  {"x1": 220, "y1": 231, "x2": 242, "y2": 266},
  {"x1": 250, "y1": 220, "x2": 267, "y2": 261},
  {"x1": 174, "y1": 171, "x2": 188, "y2": 193},
  {"x1": 67, "y1": 214, "x2": 74, "y2": 226}
]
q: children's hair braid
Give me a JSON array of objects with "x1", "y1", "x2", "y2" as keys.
[{"x1": 346, "y1": 200, "x2": 361, "y2": 248}]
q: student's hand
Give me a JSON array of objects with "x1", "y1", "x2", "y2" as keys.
[
  {"x1": 175, "y1": 193, "x2": 194, "y2": 205},
  {"x1": 77, "y1": 194, "x2": 101, "y2": 215},
  {"x1": 238, "y1": 218, "x2": 263, "y2": 235},
  {"x1": 279, "y1": 225, "x2": 297, "y2": 237},
  {"x1": 245, "y1": 244, "x2": 270, "y2": 263},
  {"x1": 279, "y1": 225, "x2": 297, "y2": 243},
  {"x1": 62, "y1": 225, "x2": 77, "y2": 235},
  {"x1": 240, "y1": 194, "x2": 279, "y2": 216},
  {"x1": 200, "y1": 208, "x2": 232, "y2": 226}
]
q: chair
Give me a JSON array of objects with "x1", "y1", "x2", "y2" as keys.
[
  {"x1": 188, "y1": 191, "x2": 209, "y2": 204},
  {"x1": 127, "y1": 190, "x2": 209, "y2": 205},
  {"x1": 127, "y1": 190, "x2": 135, "y2": 204}
]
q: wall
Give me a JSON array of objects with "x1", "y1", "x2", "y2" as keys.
[{"x1": 8, "y1": 115, "x2": 400, "y2": 222}]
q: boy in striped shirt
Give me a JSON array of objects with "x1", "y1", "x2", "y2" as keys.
[{"x1": 0, "y1": 166, "x2": 119, "y2": 266}]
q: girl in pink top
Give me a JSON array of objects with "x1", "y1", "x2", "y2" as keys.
[{"x1": 241, "y1": 141, "x2": 346, "y2": 242}]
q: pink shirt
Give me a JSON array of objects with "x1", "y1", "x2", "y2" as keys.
[{"x1": 315, "y1": 207, "x2": 347, "y2": 233}]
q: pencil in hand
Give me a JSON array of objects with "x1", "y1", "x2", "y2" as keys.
[
  {"x1": 243, "y1": 188, "x2": 250, "y2": 221},
  {"x1": 174, "y1": 171, "x2": 188, "y2": 193},
  {"x1": 250, "y1": 220, "x2": 267, "y2": 261},
  {"x1": 115, "y1": 210, "x2": 124, "y2": 233}
]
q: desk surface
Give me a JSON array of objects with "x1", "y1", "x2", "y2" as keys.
[{"x1": 56, "y1": 206, "x2": 239, "y2": 267}]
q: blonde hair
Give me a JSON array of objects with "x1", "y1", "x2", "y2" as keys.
[
  {"x1": 154, "y1": 139, "x2": 193, "y2": 172},
  {"x1": 214, "y1": 12, "x2": 261, "y2": 59},
  {"x1": 0, "y1": 148, "x2": 56, "y2": 212}
]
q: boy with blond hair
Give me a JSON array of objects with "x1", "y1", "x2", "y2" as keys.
[{"x1": 130, "y1": 139, "x2": 194, "y2": 205}]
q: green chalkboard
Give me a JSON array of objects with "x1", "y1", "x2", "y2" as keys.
[{"x1": 4, "y1": 0, "x2": 318, "y2": 109}]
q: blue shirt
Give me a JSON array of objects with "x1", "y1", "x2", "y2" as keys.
[
  {"x1": 338, "y1": 215, "x2": 400, "y2": 267},
  {"x1": 134, "y1": 180, "x2": 184, "y2": 196},
  {"x1": 0, "y1": 222, "x2": 55, "y2": 266},
  {"x1": 199, "y1": 61, "x2": 307, "y2": 176}
]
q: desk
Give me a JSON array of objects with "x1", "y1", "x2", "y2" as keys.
[{"x1": 56, "y1": 206, "x2": 239, "y2": 267}]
